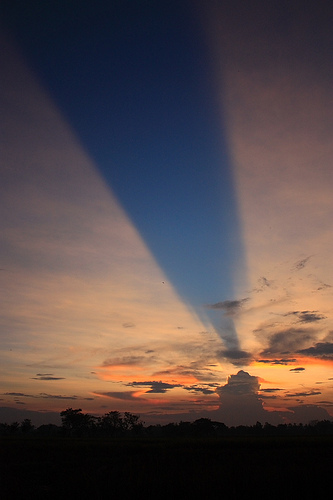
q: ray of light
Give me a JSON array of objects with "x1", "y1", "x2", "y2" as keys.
[{"x1": 0, "y1": 34, "x2": 231, "y2": 416}]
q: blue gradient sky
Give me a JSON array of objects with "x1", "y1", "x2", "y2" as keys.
[{"x1": 3, "y1": 1, "x2": 241, "y2": 315}]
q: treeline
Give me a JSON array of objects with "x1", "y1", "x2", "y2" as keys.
[{"x1": 1, "y1": 408, "x2": 333, "y2": 438}]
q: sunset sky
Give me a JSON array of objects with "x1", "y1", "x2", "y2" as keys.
[{"x1": 1, "y1": 0, "x2": 332, "y2": 426}]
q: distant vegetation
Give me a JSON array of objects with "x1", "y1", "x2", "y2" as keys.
[
  {"x1": 1, "y1": 407, "x2": 333, "y2": 438},
  {"x1": 1, "y1": 408, "x2": 332, "y2": 497}
]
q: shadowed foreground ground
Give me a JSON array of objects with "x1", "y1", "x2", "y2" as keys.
[{"x1": 1, "y1": 436, "x2": 332, "y2": 499}]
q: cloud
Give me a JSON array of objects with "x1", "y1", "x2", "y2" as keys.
[
  {"x1": 298, "y1": 342, "x2": 333, "y2": 360},
  {"x1": 102, "y1": 356, "x2": 146, "y2": 367},
  {"x1": 216, "y1": 371, "x2": 260, "y2": 396},
  {"x1": 122, "y1": 322, "x2": 135, "y2": 328},
  {"x1": 260, "y1": 328, "x2": 316, "y2": 356},
  {"x1": 286, "y1": 405, "x2": 332, "y2": 424},
  {"x1": 39, "y1": 393, "x2": 78, "y2": 400},
  {"x1": 183, "y1": 384, "x2": 217, "y2": 395},
  {"x1": 317, "y1": 282, "x2": 332, "y2": 291},
  {"x1": 283, "y1": 311, "x2": 326, "y2": 323},
  {"x1": 213, "y1": 371, "x2": 277, "y2": 426},
  {"x1": 0, "y1": 406, "x2": 61, "y2": 426},
  {"x1": 4, "y1": 392, "x2": 78, "y2": 400},
  {"x1": 96, "y1": 391, "x2": 145, "y2": 401},
  {"x1": 293, "y1": 256, "x2": 312, "y2": 271},
  {"x1": 126, "y1": 381, "x2": 180, "y2": 393},
  {"x1": 253, "y1": 276, "x2": 274, "y2": 293},
  {"x1": 286, "y1": 391, "x2": 321, "y2": 398},
  {"x1": 206, "y1": 298, "x2": 249, "y2": 316},
  {"x1": 260, "y1": 388, "x2": 283, "y2": 393},
  {"x1": 32, "y1": 374, "x2": 65, "y2": 380},
  {"x1": 217, "y1": 349, "x2": 252, "y2": 366},
  {"x1": 257, "y1": 358, "x2": 297, "y2": 365},
  {"x1": 4, "y1": 392, "x2": 28, "y2": 397},
  {"x1": 289, "y1": 367, "x2": 305, "y2": 372}
]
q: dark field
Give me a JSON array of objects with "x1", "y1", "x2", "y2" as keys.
[{"x1": 1, "y1": 436, "x2": 332, "y2": 499}]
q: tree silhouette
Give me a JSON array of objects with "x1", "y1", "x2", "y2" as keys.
[
  {"x1": 60, "y1": 408, "x2": 96, "y2": 436},
  {"x1": 123, "y1": 412, "x2": 142, "y2": 433},
  {"x1": 98, "y1": 411, "x2": 124, "y2": 436},
  {"x1": 20, "y1": 418, "x2": 35, "y2": 434}
]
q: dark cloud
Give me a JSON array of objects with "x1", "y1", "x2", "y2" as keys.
[
  {"x1": 293, "y1": 256, "x2": 312, "y2": 271},
  {"x1": 183, "y1": 384, "x2": 217, "y2": 395},
  {"x1": 39, "y1": 393, "x2": 78, "y2": 400},
  {"x1": 153, "y1": 365, "x2": 205, "y2": 380},
  {"x1": 290, "y1": 367, "x2": 305, "y2": 372},
  {"x1": 298, "y1": 342, "x2": 333, "y2": 360},
  {"x1": 258, "y1": 276, "x2": 271, "y2": 288},
  {"x1": 126, "y1": 381, "x2": 180, "y2": 394},
  {"x1": 260, "y1": 328, "x2": 316, "y2": 356},
  {"x1": 122, "y1": 322, "x2": 135, "y2": 328},
  {"x1": 32, "y1": 373, "x2": 65, "y2": 380},
  {"x1": 317, "y1": 282, "x2": 332, "y2": 291},
  {"x1": 214, "y1": 371, "x2": 279, "y2": 426},
  {"x1": 4, "y1": 392, "x2": 78, "y2": 400},
  {"x1": 260, "y1": 388, "x2": 283, "y2": 393},
  {"x1": 286, "y1": 391, "x2": 321, "y2": 398},
  {"x1": 283, "y1": 311, "x2": 326, "y2": 323},
  {"x1": 102, "y1": 356, "x2": 145, "y2": 367},
  {"x1": 4, "y1": 392, "x2": 27, "y2": 397},
  {"x1": 206, "y1": 298, "x2": 249, "y2": 315},
  {"x1": 253, "y1": 276, "x2": 273, "y2": 292},
  {"x1": 216, "y1": 371, "x2": 260, "y2": 396},
  {"x1": 286, "y1": 405, "x2": 332, "y2": 424},
  {"x1": 218, "y1": 349, "x2": 252, "y2": 366},
  {"x1": 0, "y1": 407, "x2": 61, "y2": 426},
  {"x1": 257, "y1": 358, "x2": 297, "y2": 365},
  {"x1": 297, "y1": 311, "x2": 326, "y2": 323},
  {"x1": 96, "y1": 391, "x2": 145, "y2": 401}
]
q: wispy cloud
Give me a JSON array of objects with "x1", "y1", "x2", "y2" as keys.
[
  {"x1": 206, "y1": 298, "x2": 249, "y2": 316},
  {"x1": 292, "y1": 256, "x2": 312, "y2": 272},
  {"x1": 101, "y1": 356, "x2": 147, "y2": 368},
  {"x1": 4, "y1": 392, "x2": 78, "y2": 400}
]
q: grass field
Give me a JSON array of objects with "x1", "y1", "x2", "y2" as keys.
[{"x1": 1, "y1": 436, "x2": 332, "y2": 499}]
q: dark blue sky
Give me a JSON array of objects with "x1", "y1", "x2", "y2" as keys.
[{"x1": 2, "y1": 1, "x2": 242, "y2": 318}]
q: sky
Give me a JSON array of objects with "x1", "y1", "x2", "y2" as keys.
[{"x1": 1, "y1": 0, "x2": 332, "y2": 427}]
